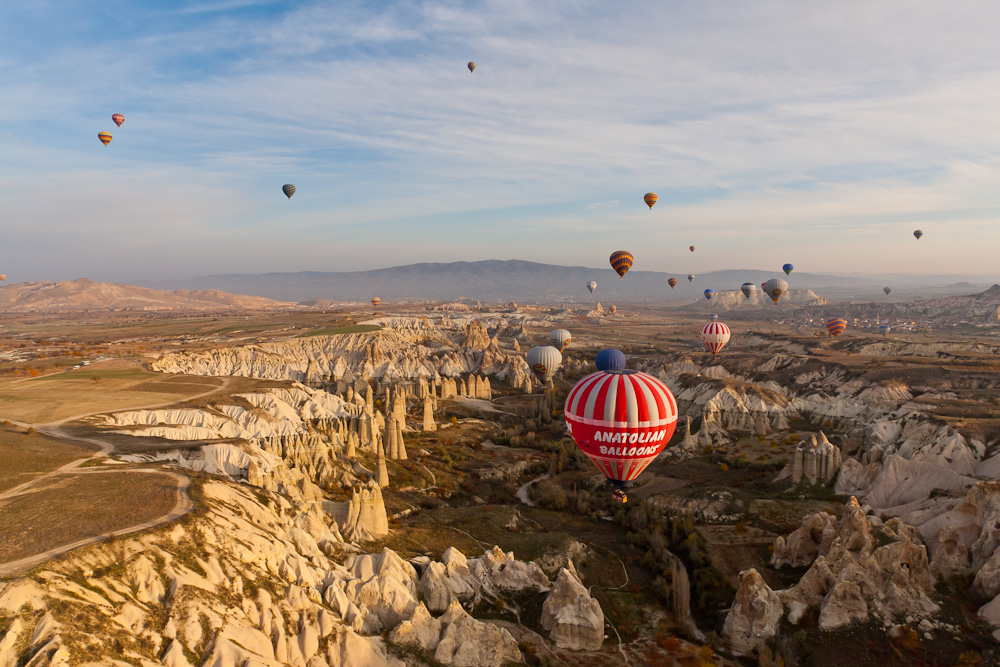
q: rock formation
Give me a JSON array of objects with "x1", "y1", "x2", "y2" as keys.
[
  {"x1": 722, "y1": 569, "x2": 782, "y2": 655},
  {"x1": 791, "y1": 432, "x2": 842, "y2": 484},
  {"x1": 540, "y1": 568, "x2": 604, "y2": 651},
  {"x1": 340, "y1": 482, "x2": 390, "y2": 542},
  {"x1": 778, "y1": 497, "x2": 938, "y2": 630},
  {"x1": 422, "y1": 395, "x2": 436, "y2": 431}
]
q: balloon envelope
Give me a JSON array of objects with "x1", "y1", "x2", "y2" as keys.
[
  {"x1": 883, "y1": 287, "x2": 892, "y2": 295},
  {"x1": 609, "y1": 250, "x2": 634, "y2": 279},
  {"x1": 687, "y1": 274, "x2": 695, "y2": 282},
  {"x1": 879, "y1": 324, "x2": 891, "y2": 336},
  {"x1": 526, "y1": 345, "x2": 562, "y2": 384},
  {"x1": 689, "y1": 246, "x2": 695, "y2": 252},
  {"x1": 282, "y1": 184, "x2": 296, "y2": 199},
  {"x1": 565, "y1": 370, "x2": 678, "y2": 485},
  {"x1": 0, "y1": 275, "x2": 6, "y2": 281},
  {"x1": 98, "y1": 132, "x2": 112, "y2": 145},
  {"x1": 668, "y1": 278, "x2": 677, "y2": 289},
  {"x1": 764, "y1": 278, "x2": 788, "y2": 304},
  {"x1": 783, "y1": 263, "x2": 794, "y2": 275},
  {"x1": 710, "y1": 313, "x2": 719, "y2": 321},
  {"x1": 643, "y1": 192, "x2": 658, "y2": 210},
  {"x1": 825, "y1": 318, "x2": 847, "y2": 336},
  {"x1": 741, "y1": 282, "x2": 756, "y2": 299},
  {"x1": 587, "y1": 280, "x2": 597, "y2": 293},
  {"x1": 701, "y1": 321, "x2": 731, "y2": 355},
  {"x1": 371, "y1": 297, "x2": 381, "y2": 307},
  {"x1": 595, "y1": 349, "x2": 626, "y2": 372},
  {"x1": 913, "y1": 230, "x2": 923, "y2": 239},
  {"x1": 112, "y1": 114, "x2": 124, "y2": 127},
  {"x1": 703, "y1": 289, "x2": 715, "y2": 300},
  {"x1": 468, "y1": 61, "x2": 476, "y2": 72},
  {"x1": 549, "y1": 329, "x2": 571, "y2": 351}
]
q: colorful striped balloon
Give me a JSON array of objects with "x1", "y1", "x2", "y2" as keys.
[
  {"x1": 701, "y1": 321, "x2": 731, "y2": 355},
  {"x1": 282, "y1": 184, "x2": 296, "y2": 199},
  {"x1": 371, "y1": 297, "x2": 381, "y2": 308},
  {"x1": 564, "y1": 370, "x2": 678, "y2": 484},
  {"x1": 609, "y1": 250, "x2": 634, "y2": 279},
  {"x1": 98, "y1": 132, "x2": 112, "y2": 146},
  {"x1": 826, "y1": 318, "x2": 847, "y2": 336},
  {"x1": 879, "y1": 324, "x2": 891, "y2": 337},
  {"x1": 644, "y1": 192, "x2": 658, "y2": 210},
  {"x1": 668, "y1": 278, "x2": 677, "y2": 289}
]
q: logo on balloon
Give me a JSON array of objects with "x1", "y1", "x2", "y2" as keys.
[{"x1": 532, "y1": 364, "x2": 547, "y2": 376}]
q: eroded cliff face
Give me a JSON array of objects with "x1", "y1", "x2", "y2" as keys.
[{"x1": 0, "y1": 479, "x2": 573, "y2": 667}]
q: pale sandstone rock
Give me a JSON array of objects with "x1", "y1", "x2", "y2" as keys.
[
  {"x1": 772, "y1": 511, "x2": 838, "y2": 568},
  {"x1": 387, "y1": 602, "x2": 441, "y2": 651},
  {"x1": 433, "y1": 601, "x2": 521, "y2": 667},
  {"x1": 722, "y1": 569, "x2": 782, "y2": 654},
  {"x1": 540, "y1": 568, "x2": 604, "y2": 651},
  {"x1": 779, "y1": 497, "x2": 938, "y2": 629}
]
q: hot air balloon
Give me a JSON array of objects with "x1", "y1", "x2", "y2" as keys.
[
  {"x1": 741, "y1": 283, "x2": 756, "y2": 299},
  {"x1": 98, "y1": 132, "x2": 112, "y2": 146},
  {"x1": 610, "y1": 250, "x2": 634, "y2": 279},
  {"x1": 371, "y1": 297, "x2": 381, "y2": 309},
  {"x1": 595, "y1": 349, "x2": 626, "y2": 372},
  {"x1": 701, "y1": 321, "x2": 731, "y2": 355},
  {"x1": 687, "y1": 274, "x2": 695, "y2": 283},
  {"x1": 282, "y1": 184, "x2": 296, "y2": 199},
  {"x1": 883, "y1": 287, "x2": 892, "y2": 295},
  {"x1": 0, "y1": 275, "x2": 6, "y2": 281},
  {"x1": 689, "y1": 246, "x2": 696, "y2": 253},
  {"x1": 879, "y1": 324, "x2": 891, "y2": 337},
  {"x1": 783, "y1": 263, "x2": 794, "y2": 275},
  {"x1": 526, "y1": 345, "x2": 562, "y2": 384},
  {"x1": 468, "y1": 62, "x2": 476, "y2": 72},
  {"x1": 710, "y1": 313, "x2": 719, "y2": 321},
  {"x1": 763, "y1": 278, "x2": 788, "y2": 304},
  {"x1": 761, "y1": 282, "x2": 766, "y2": 290},
  {"x1": 825, "y1": 318, "x2": 847, "y2": 336},
  {"x1": 703, "y1": 289, "x2": 715, "y2": 300},
  {"x1": 587, "y1": 280, "x2": 597, "y2": 294},
  {"x1": 913, "y1": 230, "x2": 923, "y2": 240},
  {"x1": 550, "y1": 329, "x2": 571, "y2": 351},
  {"x1": 643, "y1": 192, "x2": 658, "y2": 210},
  {"x1": 112, "y1": 114, "x2": 124, "y2": 127},
  {"x1": 565, "y1": 369, "x2": 678, "y2": 493},
  {"x1": 668, "y1": 278, "x2": 678, "y2": 289}
]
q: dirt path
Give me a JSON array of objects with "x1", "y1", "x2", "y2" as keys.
[
  {"x1": 0, "y1": 470, "x2": 191, "y2": 577},
  {"x1": 0, "y1": 376, "x2": 230, "y2": 573}
]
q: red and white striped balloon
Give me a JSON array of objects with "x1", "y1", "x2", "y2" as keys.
[
  {"x1": 700, "y1": 321, "x2": 731, "y2": 355},
  {"x1": 564, "y1": 370, "x2": 678, "y2": 483}
]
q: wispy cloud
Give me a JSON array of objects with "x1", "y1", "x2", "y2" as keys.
[{"x1": 2, "y1": 1, "x2": 1000, "y2": 282}]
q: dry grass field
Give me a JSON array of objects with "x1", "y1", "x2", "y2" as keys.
[
  {"x1": 0, "y1": 428, "x2": 94, "y2": 493},
  {"x1": 0, "y1": 367, "x2": 223, "y2": 423},
  {"x1": 0, "y1": 470, "x2": 179, "y2": 564}
]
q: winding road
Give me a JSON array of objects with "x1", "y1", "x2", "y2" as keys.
[{"x1": 0, "y1": 377, "x2": 231, "y2": 576}]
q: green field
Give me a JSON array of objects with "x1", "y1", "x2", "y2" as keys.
[{"x1": 296, "y1": 324, "x2": 381, "y2": 337}]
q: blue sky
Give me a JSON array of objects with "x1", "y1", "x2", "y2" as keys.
[{"x1": 2, "y1": 0, "x2": 1000, "y2": 282}]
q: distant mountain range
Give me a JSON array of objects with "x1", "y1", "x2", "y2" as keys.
[
  {"x1": 140, "y1": 260, "x2": 999, "y2": 304},
  {"x1": 0, "y1": 278, "x2": 295, "y2": 313}
]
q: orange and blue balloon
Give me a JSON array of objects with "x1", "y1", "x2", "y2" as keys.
[{"x1": 610, "y1": 250, "x2": 634, "y2": 279}]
